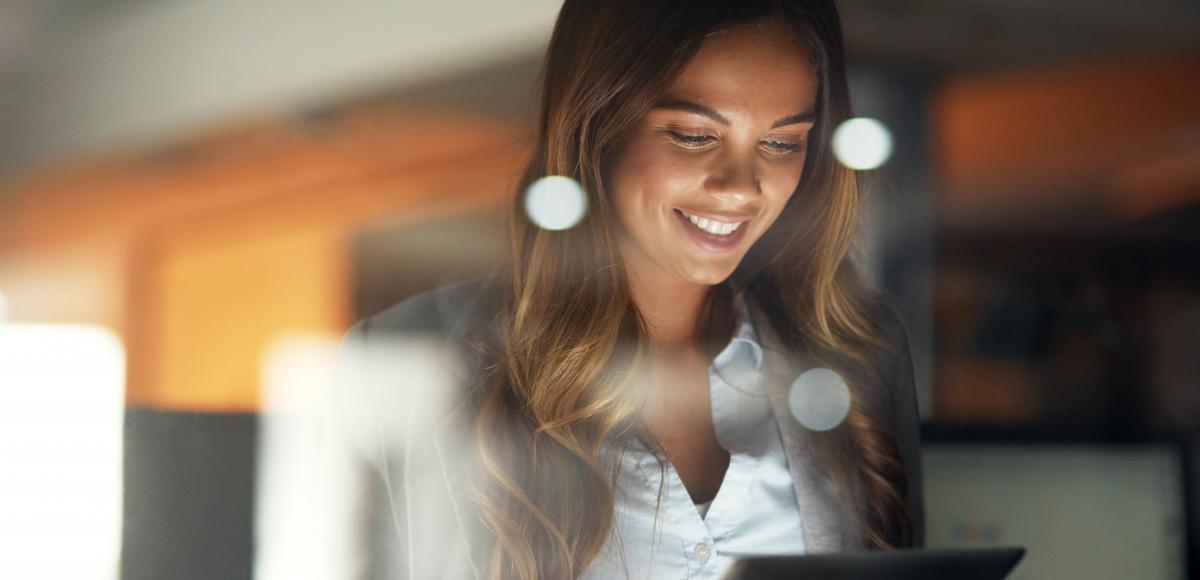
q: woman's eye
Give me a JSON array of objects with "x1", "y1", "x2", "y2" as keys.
[
  {"x1": 668, "y1": 131, "x2": 716, "y2": 148},
  {"x1": 762, "y1": 139, "x2": 806, "y2": 154},
  {"x1": 664, "y1": 130, "x2": 804, "y2": 154}
]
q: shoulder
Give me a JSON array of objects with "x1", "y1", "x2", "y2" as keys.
[
  {"x1": 331, "y1": 276, "x2": 501, "y2": 410},
  {"x1": 843, "y1": 297, "x2": 919, "y2": 436},
  {"x1": 865, "y1": 298, "x2": 914, "y2": 380},
  {"x1": 329, "y1": 277, "x2": 501, "y2": 456},
  {"x1": 868, "y1": 298, "x2": 925, "y2": 547},
  {"x1": 364, "y1": 277, "x2": 496, "y2": 338},
  {"x1": 342, "y1": 276, "x2": 500, "y2": 350}
]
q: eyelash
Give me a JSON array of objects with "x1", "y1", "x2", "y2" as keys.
[{"x1": 667, "y1": 131, "x2": 806, "y2": 154}]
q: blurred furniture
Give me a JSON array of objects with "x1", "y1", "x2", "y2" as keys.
[{"x1": 921, "y1": 424, "x2": 1197, "y2": 580}]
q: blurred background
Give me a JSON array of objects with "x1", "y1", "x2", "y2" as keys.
[{"x1": 0, "y1": 1, "x2": 1197, "y2": 579}]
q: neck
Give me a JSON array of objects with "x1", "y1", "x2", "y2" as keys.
[{"x1": 624, "y1": 260, "x2": 710, "y2": 354}]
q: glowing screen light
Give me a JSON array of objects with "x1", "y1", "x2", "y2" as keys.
[
  {"x1": 0, "y1": 324, "x2": 125, "y2": 580},
  {"x1": 832, "y1": 117, "x2": 893, "y2": 170},
  {"x1": 788, "y1": 367, "x2": 852, "y2": 432},
  {"x1": 524, "y1": 175, "x2": 588, "y2": 231}
]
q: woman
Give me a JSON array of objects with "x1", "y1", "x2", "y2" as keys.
[{"x1": 331, "y1": 0, "x2": 923, "y2": 578}]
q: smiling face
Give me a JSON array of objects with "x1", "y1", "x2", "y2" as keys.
[{"x1": 608, "y1": 19, "x2": 819, "y2": 288}]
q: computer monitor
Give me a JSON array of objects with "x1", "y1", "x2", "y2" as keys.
[{"x1": 921, "y1": 428, "x2": 1193, "y2": 580}]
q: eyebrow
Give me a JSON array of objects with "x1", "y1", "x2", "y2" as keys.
[{"x1": 652, "y1": 98, "x2": 815, "y2": 129}]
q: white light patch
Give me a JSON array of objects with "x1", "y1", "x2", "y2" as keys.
[
  {"x1": 254, "y1": 331, "x2": 460, "y2": 579},
  {"x1": 788, "y1": 367, "x2": 851, "y2": 431},
  {"x1": 0, "y1": 290, "x2": 8, "y2": 322},
  {"x1": 255, "y1": 333, "x2": 343, "y2": 580},
  {"x1": 832, "y1": 117, "x2": 893, "y2": 170},
  {"x1": 524, "y1": 175, "x2": 588, "y2": 231},
  {"x1": 259, "y1": 334, "x2": 342, "y2": 414},
  {"x1": 0, "y1": 324, "x2": 125, "y2": 580}
]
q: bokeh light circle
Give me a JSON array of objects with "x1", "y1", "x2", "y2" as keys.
[
  {"x1": 832, "y1": 117, "x2": 893, "y2": 170},
  {"x1": 524, "y1": 175, "x2": 588, "y2": 231},
  {"x1": 788, "y1": 367, "x2": 852, "y2": 431}
]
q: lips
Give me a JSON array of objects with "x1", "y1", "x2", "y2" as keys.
[
  {"x1": 677, "y1": 209, "x2": 744, "y2": 235},
  {"x1": 673, "y1": 208, "x2": 750, "y2": 253}
]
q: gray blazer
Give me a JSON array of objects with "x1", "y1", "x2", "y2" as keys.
[{"x1": 329, "y1": 278, "x2": 924, "y2": 579}]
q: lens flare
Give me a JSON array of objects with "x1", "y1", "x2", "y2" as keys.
[
  {"x1": 832, "y1": 117, "x2": 893, "y2": 170},
  {"x1": 524, "y1": 175, "x2": 588, "y2": 231},
  {"x1": 787, "y1": 367, "x2": 851, "y2": 431}
]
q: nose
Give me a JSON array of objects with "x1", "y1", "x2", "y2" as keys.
[{"x1": 702, "y1": 147, "x2": 761, "y2": 203}]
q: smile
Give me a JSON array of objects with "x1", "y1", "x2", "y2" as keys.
[
  {"x1": 677, "y1": 209, "x2": 745, "y2": 235},
  {"x1": 673, "y1": 208, "x2": 751, "y2": 253}
]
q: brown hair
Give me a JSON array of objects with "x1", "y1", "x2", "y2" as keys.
[{"x1": 470, "y1": 1, "x2": 911, "y2": 578}]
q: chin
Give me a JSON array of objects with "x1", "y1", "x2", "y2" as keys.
[{"x1": 680, "y1": 262, "x2": 738, "y2": 286}]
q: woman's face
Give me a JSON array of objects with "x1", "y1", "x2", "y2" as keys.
[{"x1": 609, "y1": 19, "x2": 819, "y2": 286}]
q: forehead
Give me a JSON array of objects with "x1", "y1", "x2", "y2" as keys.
[{"x1": 663, "y1": 19, "x2": 818, "y2": 118}]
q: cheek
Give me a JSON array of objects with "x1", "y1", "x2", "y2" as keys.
[
  {"x1": 772, "y1": 152, "x2": 808, "y2": 192},
  {"x1": 610, "y1": 140, "x2": 700, "y2": 223},
  {"x1": 608, "y1": 147, "x2": 649, "y2": 233},
  {"x1": 761, "y1": 157, "x2": 807, "y2": 217}
]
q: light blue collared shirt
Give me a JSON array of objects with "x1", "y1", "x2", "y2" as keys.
[{"x1": 583, "y1": 297, "x2": 807, "y2": 579}]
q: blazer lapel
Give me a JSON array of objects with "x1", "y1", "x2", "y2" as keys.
[
  {"x1": 750, "y1": 304, "x2": 864, "y2": 553},
  {"x1": 430, "y1": 398, "x2": 492, "y2": 580},
  {"x1": 427, "y1": 285, "x2": 496, "y2": 579}
]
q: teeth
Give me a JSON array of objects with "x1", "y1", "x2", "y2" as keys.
[{"x1": 681, "y1": 210, "x2": 743, "y2": 236}]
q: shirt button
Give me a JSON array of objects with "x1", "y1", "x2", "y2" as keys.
[{"x1": 693, "y1": 543, "x2": 712, "y2": 563}]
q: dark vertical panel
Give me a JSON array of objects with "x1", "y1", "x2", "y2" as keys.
[{"x1": 121, "y1": 408, "x2": 257, "y2": 580}]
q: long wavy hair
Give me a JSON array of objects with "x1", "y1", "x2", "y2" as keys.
[{"x1": 469, "y1": 1, "x2": 912, "y2": 578}]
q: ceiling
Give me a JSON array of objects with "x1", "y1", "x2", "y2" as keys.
[
  {"x1": 841, "y1": 0, "x2": 1200, "y2": 72},
  {"x1": 1, "y1": 0, "x2": 1198, "y2": 180},
  {"x1": 5, "y1": 0, "x2": 1199, "y2": 80}
]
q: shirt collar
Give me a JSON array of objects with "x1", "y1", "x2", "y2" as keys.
[{"x1": 712, "y1": 291, "x2": 764, "y2": 372}]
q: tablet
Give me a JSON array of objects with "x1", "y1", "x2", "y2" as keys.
[{"x1": 721, "y1": 546, "x2": 1026, "y2": 580}]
